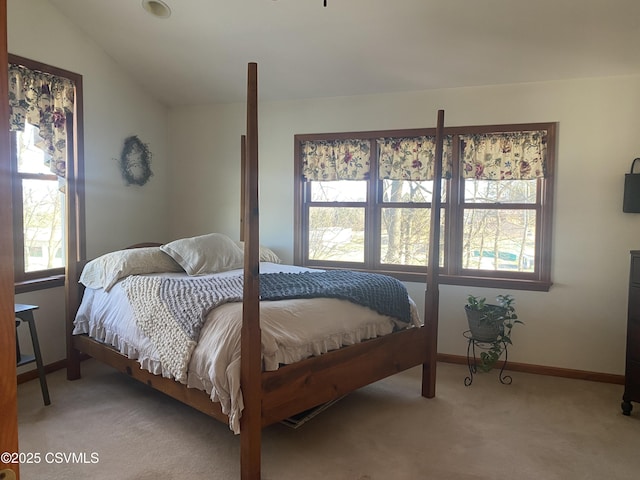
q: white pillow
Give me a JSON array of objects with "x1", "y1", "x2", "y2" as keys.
[
  {"x1": 160, "y1": 233, "x2": 245, "y2": 276},
  {"x1": 236, "y1": 241, "x2": 282, "y2": 264},
  {"x1": 80, "y1": 247, "x2": 183, "y2": 291}
]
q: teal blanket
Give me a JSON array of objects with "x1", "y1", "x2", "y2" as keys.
[{"x1": 259, "y1": 270, "x2": 411, "y2": 325}]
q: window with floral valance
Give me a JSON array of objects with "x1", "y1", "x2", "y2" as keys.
[
  {"x1": 295, "y1": 122, "x2": 556, "y2": 291},
  {"x1": 9, "y1": 54, "x2": 85, "y2": 293},
  {"x1": 377, "y1": 136, "x2": 453, "y2": 181},
  {"x1": 8, "y1": 63, "x2": 76, "y2": 178},
  {"x1": 461, "y1": 131, "x2": 547, "y2": 180},
  {"x1": 301, "y1": 139, "x2": 371, "y2": 181}
]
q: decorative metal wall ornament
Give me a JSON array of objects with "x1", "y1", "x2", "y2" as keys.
[{"x1": 119, "y1": 135, "x2": 153, "y2": 186}]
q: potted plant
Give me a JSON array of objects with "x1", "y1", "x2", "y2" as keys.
[{"x1": 464, "y1": 294, "x2": 522, "y2": 372}]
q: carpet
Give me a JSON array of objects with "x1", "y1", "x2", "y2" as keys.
[{"x1": 17, "y1": 360, "x2": 640, "y2": 480}]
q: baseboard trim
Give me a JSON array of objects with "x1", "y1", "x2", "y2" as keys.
[
  {"x1": 18, "y1": 354, "x2": 624, "y2": 386},
  {"x1": 17, "y1": 354, "x2": 90, "y2": 385},
  {"x1": 17, "y1": 359, "x2": 67, "y2": 384},
  {"x1": 437, "y1": 353, "x2": 625, "y2": 385}
]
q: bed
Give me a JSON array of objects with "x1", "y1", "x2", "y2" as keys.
[
  {"x1": 72, "y1": 247, "x2": 422, "y2": 433},
  {"x1": 65, "y1": 63, "x2": 445, "y2": 479}
]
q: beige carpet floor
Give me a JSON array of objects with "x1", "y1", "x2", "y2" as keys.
[{"x1": 17, "y1": 360, "x2": 640, "y2": 480}]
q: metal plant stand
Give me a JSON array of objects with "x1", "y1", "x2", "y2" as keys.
[{"x1": 463, "y1": 330, "x2": 512, "y2": 386}]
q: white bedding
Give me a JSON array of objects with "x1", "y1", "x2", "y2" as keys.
[{"x1": 73, "y1": 262, "x2": 421, "y2": 433}]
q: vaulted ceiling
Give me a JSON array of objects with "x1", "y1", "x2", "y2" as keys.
[{"x1": 47, "y1": 0, "x2": 640, "y2": 107}]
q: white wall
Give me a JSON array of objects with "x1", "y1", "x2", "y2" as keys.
[
  {"x1": 9, "y1": 0, "x2": 171, "y2": 368},
  {"x1": 169, "y1": 73, "x2": 640, "y2": 375},
  {"x1": 9, "y1": 0, "x2": 640, "y2": 378}
]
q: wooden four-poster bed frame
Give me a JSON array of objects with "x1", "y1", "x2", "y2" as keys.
[{"x1": 65, "y1": 63, "x2": 445, "y2": 480}]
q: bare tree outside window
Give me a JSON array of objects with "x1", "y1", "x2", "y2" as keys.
[
  {"x1": 462, "y1": 180, "x2": 537, "y2": 272},
  {"x1": 295, "y1": 123, "x2": 555, "y2": 291},
  {"x1": 9, "y1": 54, "x2": 84, "y2": 292},
  {"x1": 15, "y1": 122, "x2": 64, "y2": 274}
]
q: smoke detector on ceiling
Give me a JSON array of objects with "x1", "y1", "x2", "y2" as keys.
[{"x1": 142, "y1": 0, "x2": 171, "y2": 19}]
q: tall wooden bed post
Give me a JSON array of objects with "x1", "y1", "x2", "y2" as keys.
[
  {"x1": 240, "y1": 134, "x2": 246, "y2": 243},
  {"x1": 65, "y1": 68, "x2": 85, "y2": 382},
  {"x1": 240, "y1": 62, "x2": 262, "y2": 480},
  {"x1": 423, "y1": 109, "x2": 444, "y2": 398},
  {"x1": 62, "y1": 59, "x2": 443, "y2": 479},
  {"x1": 65, "y1": 134, "x2": 82, "y2": 381}
]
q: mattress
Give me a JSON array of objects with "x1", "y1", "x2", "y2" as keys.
[{"x1": 73, "y1": 262, "x2": 421, "y2": 433}]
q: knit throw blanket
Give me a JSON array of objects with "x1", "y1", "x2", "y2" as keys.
[
  {"x1": 121, "y1": 270, "x2": 411, "y2": 383},
  {"x1": 260, "y1": 271, "x2": 411, "y2": 324}
]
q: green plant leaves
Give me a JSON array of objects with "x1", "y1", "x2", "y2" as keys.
[{"x1": 466, "y1": 293, "x2": 523, "y2": 371}]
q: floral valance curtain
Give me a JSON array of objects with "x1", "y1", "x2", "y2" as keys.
[
  {"x1": 8, "y1": 64, "x2": 75, "y2": 178},
  {"x1": 461, "y1": 131, "x2": 547, "y2": 180},
  {"x1": 301, "y1": 139, "x2": 371, "y2": 181},
  {"x1": 377, "y1": 136, "x2": 452, "y2": 181}
]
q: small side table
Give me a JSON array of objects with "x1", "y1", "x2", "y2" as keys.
[
  {"x1": 15, "y1": 304, "x2": 51, "y2": 406},
  {"x1": 463, "y1": 330, "x2": 511, "y2": 386}
]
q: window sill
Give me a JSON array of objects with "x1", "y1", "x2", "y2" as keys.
[
  {"x1": 385, "y1": 272, "x2": 551, "y2": 292},
  {"x1": 437, "y1": 274, "x2": 552, "y2": 292},
  {"x1": 15, "y1": 274, "x2": 65, "y2": 294}
]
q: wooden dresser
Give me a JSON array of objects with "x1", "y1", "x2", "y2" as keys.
[{"x1": 623, "y1": 251, "x2": 640, "y2": 415}]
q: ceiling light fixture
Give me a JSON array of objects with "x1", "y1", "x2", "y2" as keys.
[{"x1": 142, "y1": 0, "x2": 172, "y2": 19}]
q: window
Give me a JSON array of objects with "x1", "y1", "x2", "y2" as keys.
[
  {"x1": 12, "y1": 122, "x2": 65, "y2": 278},
  {"x1": 8, "y1": 55, "x2": 84, "y2": 291},
  {"x1": 294, "y1": 124, "x2": 555, "y2": 291}
]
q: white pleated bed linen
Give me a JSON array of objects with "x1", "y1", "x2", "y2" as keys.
[{"x1": 73, "y1": 262, "x2": 421, "y2": 433}]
